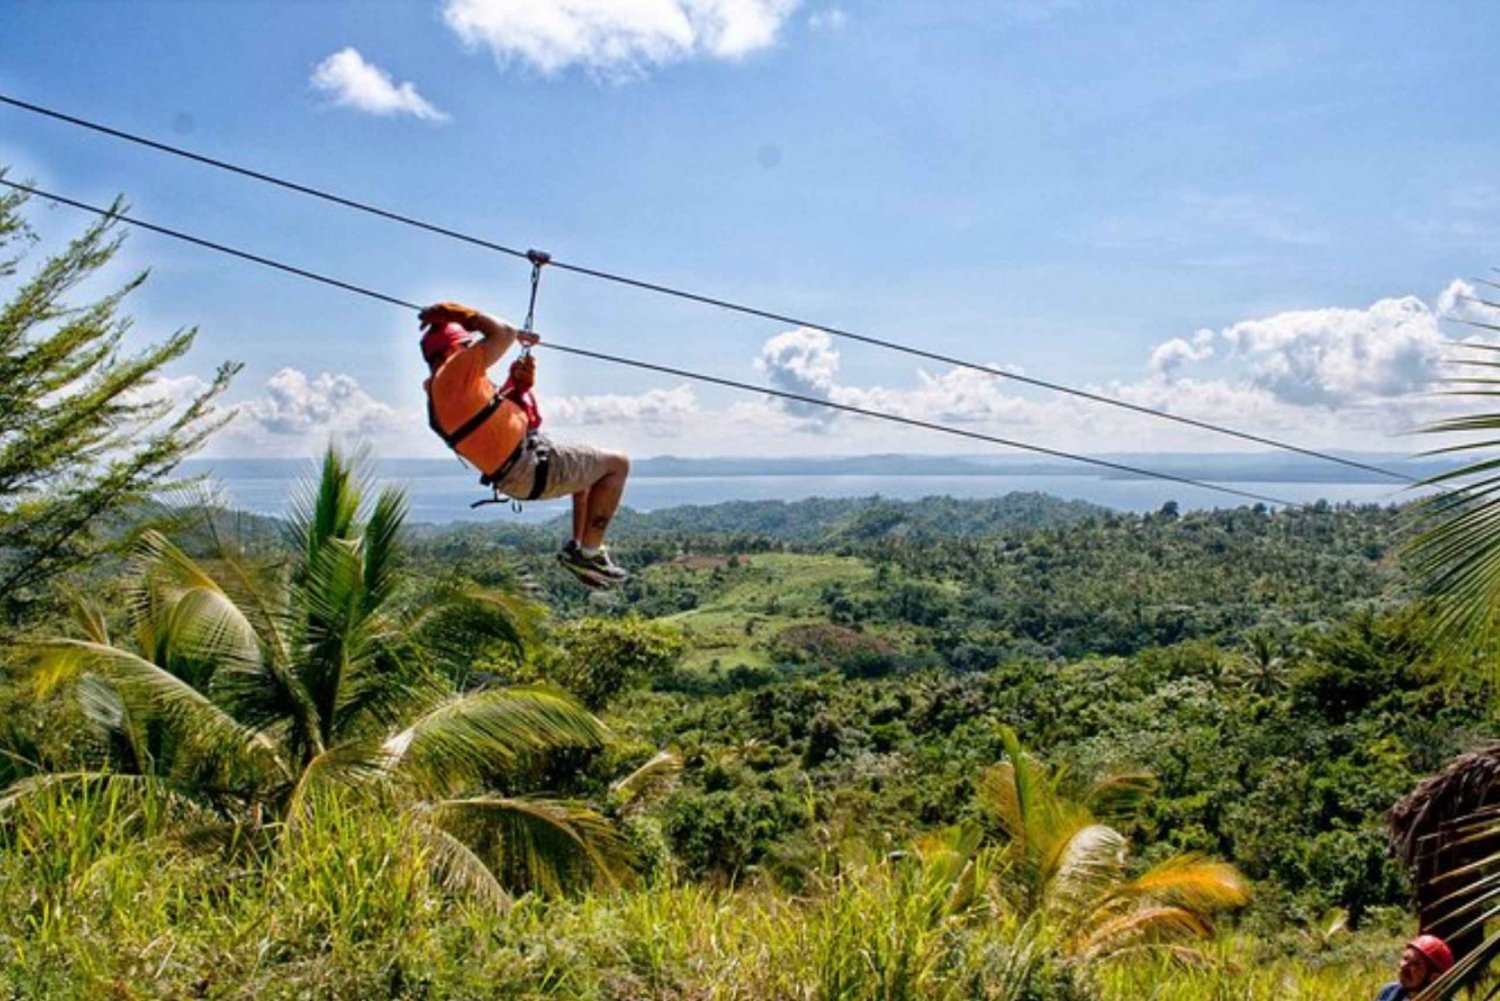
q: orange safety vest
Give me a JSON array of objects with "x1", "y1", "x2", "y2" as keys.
[{"x1": 425, "y1": 344, "x2": 531, "y2": 483}]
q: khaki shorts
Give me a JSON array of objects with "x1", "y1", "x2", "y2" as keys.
[{"x1": 494, "y1": 435, "x2": 619, "y2": 501}]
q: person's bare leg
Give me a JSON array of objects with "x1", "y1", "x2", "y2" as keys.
[
  {"x1": 571, "y1": 491, "x2": 587, "y2": 544},
  {"x1": 580, "y1": 455, "x2": 630, "y2": 550}
]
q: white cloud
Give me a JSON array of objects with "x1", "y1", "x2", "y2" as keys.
[
  {"x1": 726, "y1": 280, "x2": 1486, "y2": 454},
  {"x1": 1434, "y1": 278, "x2": 1499, "y2": 329},
  {"x1": 754, "y1": 326, "x2": 840, "y2": 425},
  {"x1": 441, "y1": 0, "x2": 801, "y2": 77},
  {"x1": 1149, "y1": 328, "x2": 1216, "y2": 378},
  {"x1": 310, "y1": 48, "x2": 448, "y2": 121},
  {"x1": 834, "y1": 366, "x2": 1044, "y2": 427},
  {"x1": 1221, "y1": 294, "x2": 1443, "y2": 407},
  {"x1": 549, "y1": 384, "x2": 699, "y2": 426},
  {"x1": 247, "y1": 369, "x2": 405, "y2": 437}
]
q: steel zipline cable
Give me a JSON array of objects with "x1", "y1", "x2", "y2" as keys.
[
  {"x1": 0, "y1": 92, "x2": 1414, "y2": 485},
  {"x1": 0, "y1": 176, "x2": 1303, "y2": 508}
]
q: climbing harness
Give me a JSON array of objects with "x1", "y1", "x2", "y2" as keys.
[{"x1": 472, "y1": 250, "x2": 551, "y2": 511}]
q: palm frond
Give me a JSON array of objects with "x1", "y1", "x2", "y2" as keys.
[
  {"x1": 1071, "y1": 906, "x2": 1216, "y2": 963},
  {"x1": 69, "y1": 594, "x2": 111, "y2": 644},
  {"x1": 408, "y1": 581, "x2": 547, "y2": 667},
  {"x1": 379, "y1": 685, "x2": 608, "y2": 795},
  {"x1": 1083, "y1": 769, "x2": 1158, "y2": 825},
  {"x1": 360, "y1": 485, "x2": 408, "y2": 613},
  {"x1": 206, "y1": 543, "x2": 293, "y2": 668},
  {"x1": 328, "y1": 638, "x2": 437, "y2": 740},
  {"x1": 976, "y1": 761, "x2": 1024, "y2": 844},
  {"x1": 128, "y1": 530, "x2": 264, "y2": 686},
  {"x1": 1113, "y1": 853, "x2": 1250, "y2": 913},
  {"x1": 1403, "y1": 351, "x2": 1500, "y2": 648},
  {"x1": 980, "y1": 727, "x2": 1062, "y2": 850},
  {"x1": 289, "y1": 445, "x2": 366, "y2": 573},
  {"x1": 430, "y1": 795, "x2": 631, "y2": 894},
  {"x1": 610, "y1": 750, "x2": 683, "y2": 810},
  {"x1": 1046, "y1": 823, "x2": 1127, "y2": 918},
  {"x1": 27, "y1": 638, "x2": 282, "y2": 778},
  {"x1": 284, "y1": 738, "x2": 390, "y2": 816},
  {"x1": 77, "y1": 672, "x2": 150, "y2": 774},
  {"x1": 410, "y1": 814, "x2": 514, "y2": 912},
  {"x1": 299, "y1": 533, "x2": 373, "y2": 739}
]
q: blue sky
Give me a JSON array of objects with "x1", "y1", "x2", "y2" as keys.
[{"x1": 3, "y1": 0, "x2": 1498, "y2": 460}]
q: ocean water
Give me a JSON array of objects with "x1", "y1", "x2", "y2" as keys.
[{"x1": 202, "y1": 466, "x2": 1421, "y2": 526}]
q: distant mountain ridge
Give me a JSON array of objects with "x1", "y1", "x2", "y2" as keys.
[{"x1": 185, "y1": 451, "x2": 1452, "y2": 485}]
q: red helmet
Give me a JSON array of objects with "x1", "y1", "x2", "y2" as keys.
[
  {"x1": 1410, "y1": 934, "x2": 1455, "y2": 975},
  {"x1": 420, "y1": 321, "x2": 471, "y2": 366}
]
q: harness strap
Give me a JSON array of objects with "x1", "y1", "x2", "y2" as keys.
[
  {"x1": 479, "y1": 437, "x2": 528, "y2": 487},
  {"x1": 475, "y1": 434, "x2": 552, "y2": 502},
  {"x1": 427, "y1": 388, "x2": 507, "y2": 451},
  {"x1": 524, "y1": 438, "x2": 552, "y2": 501}
]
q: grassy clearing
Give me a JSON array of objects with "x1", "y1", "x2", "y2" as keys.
[{"x1": 650, "y1": 553, "x2": 880, "y2": 673}]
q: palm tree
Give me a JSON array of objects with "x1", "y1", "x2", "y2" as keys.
[
  {"x1": 1399, "y1": 336, "x2": 1500, "y2": 998},
  {"x1": 1231, "y1": 629, "x2": 1289, "y2": 696},
  {"x1": 973, "y1": 728, "x2": 1247, "y2": 967},
  {"x1": 15, "y1": 446, "x2": 628, "y2": 904}
]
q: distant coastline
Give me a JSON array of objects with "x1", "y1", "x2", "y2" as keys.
[{"x1": 185, "y1": 451, "x2": 1450, "y2": 486}]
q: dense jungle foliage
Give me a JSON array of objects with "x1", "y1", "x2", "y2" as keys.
[
  {"x1": 3, "y1": 476, "x2": 1484, "y2": 998},
  {"x1": 411, "y1": 496, "x2": 1483, "y2": 925}
]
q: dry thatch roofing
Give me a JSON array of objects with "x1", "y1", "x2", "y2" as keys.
[{"x1": 1390, "y1": 743, "x2": 1500, "y2": 866}]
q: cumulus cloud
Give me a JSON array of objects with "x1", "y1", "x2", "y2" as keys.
[
  {"x1": 735, "y1": 280, "x2": 1482, "y2": 453},
  {"x1": 1434, "y1": 278, "x2": 1497, "y2": 328},
  {"x1": 311, "y1": 48, "x2": 448, "y2": 121},
  {"x1": 1149, "y1": 329, "x2": 1216, "y2": 379},
  {"x1": 549, "y1": 384, "x2": 698, "y2": 426},
  {"x1": 754, "y1": 327, "x2": 840, "y2": 425},
  {"x1": 246, "y1": 369, "x2": 404, "y2": 437},
  {"x1": 1221, "y1": 294, "x2": 1443, "y2": 407},
  {"x1": 441, "y1": 0, "x2": 801, "y2": 77},
  {"x1": 836, "y1": 367, "x2": 1044, "y2": 427}
]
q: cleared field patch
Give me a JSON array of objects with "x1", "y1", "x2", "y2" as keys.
[{"x1": 652, "y1": 553, "x2": 877, "y2": 672}]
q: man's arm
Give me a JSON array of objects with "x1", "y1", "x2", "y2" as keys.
[
  {"x1": 420, "y1": 301, "x2": 541, "y2": 368},
  {"x1": 470, "y1": 312, "x2": 522, "y2": 368}
]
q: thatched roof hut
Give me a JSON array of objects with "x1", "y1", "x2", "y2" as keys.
[{"x1": 1389, "y1": 743, "x2": 1500, "y2": 957}]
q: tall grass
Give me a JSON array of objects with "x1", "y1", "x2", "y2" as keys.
[{"x1": 0, "y1": 779, "x2": 1394, "y2": 999}]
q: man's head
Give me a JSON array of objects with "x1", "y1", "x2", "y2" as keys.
[
  {"x1": 1399, "y1": 934, "x2": 1454, "y2": 990},
  {"x1": 420, "y1": 321, "x2": 472, "y2": 370}
]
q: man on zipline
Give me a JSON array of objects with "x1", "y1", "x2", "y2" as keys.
[{"x1": 420, "y1": 300, "x2": 630, "y2": 588}]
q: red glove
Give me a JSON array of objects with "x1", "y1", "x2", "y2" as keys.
[{"x1": 419, "y1": 301, "x2": 480, "y2": 330}]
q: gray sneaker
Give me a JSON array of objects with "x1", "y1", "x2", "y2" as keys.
[{"x1": 558, "y1": 541, "x2": 629, "y2": 587}]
